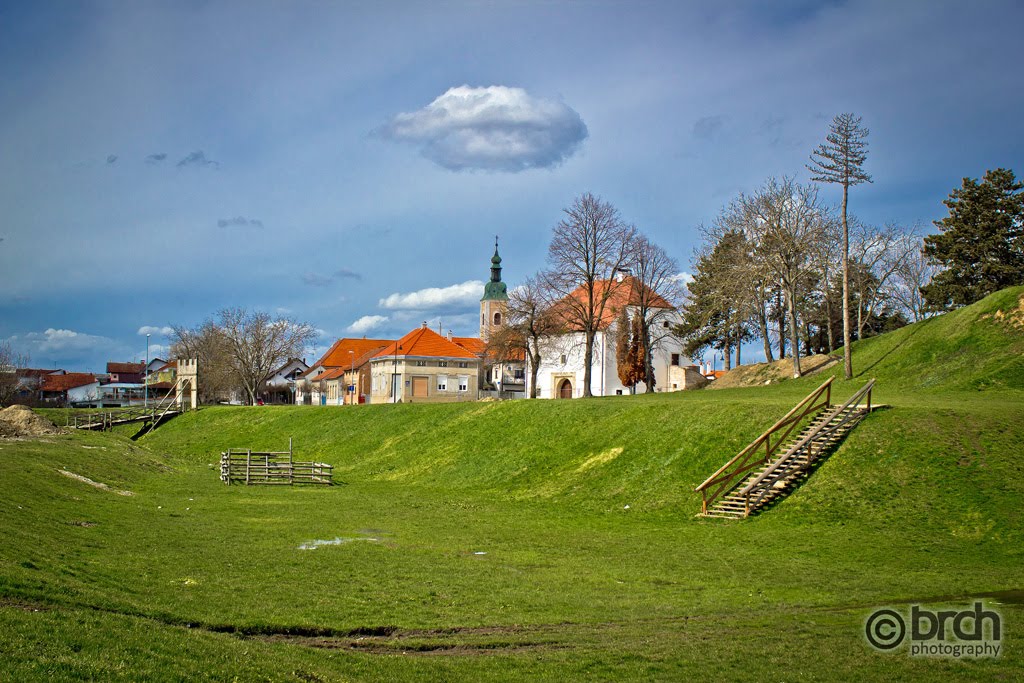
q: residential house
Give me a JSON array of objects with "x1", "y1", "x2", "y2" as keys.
[
  {"x1": 12, "y1": 368, "x2": 64, "y2": 403},
  {"x1": 40, "y1": 373, "x2": 99, "y2": 405},
  {"x1": 369, "y1": 324, "x2": 481, "y2": 404},
  {"x1": 526, "y1": 273, "x2": 689, "y2": 398},
  {"x1": 261, "y1": 358, "x2": 308, "y2": 404},
  {"x1": 107, "y1": 362, "x2": 145, "y2": 384},
  {"x1": 296, "y1": 338, "x2": 392, "y2": 405}
]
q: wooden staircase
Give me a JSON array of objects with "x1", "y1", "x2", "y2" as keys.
[{"x1": 695, "y1": 377, "x2": 876, "y2": 519}]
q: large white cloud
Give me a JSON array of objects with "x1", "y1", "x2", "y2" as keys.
[
  {"x1": 379, "y1": 85, "x2": 588, "y2": 172},
  {"x1": 346, "y1": 315, "x2": 389, "y2": 334},
  {"x1": 378, "y1": 280, "x2": 484, "y2": 310}
]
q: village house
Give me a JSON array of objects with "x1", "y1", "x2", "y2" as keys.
[
  {"x1": 527, "y1": 273, "x2": 689, "y2": 398},
  {"x1": 261, "y1": 357, "x2": 309, "y2": 404},
  {"x1": 296, "y1": 338, "x2": 391, "y2": 405},
  {"x1": 369, "y1": 324, "x2": 481, "y2": 404},
  {"x1": 39, "y1": 372, "x2": 100, "y2": 405},
  {"x1": 106, "y1": 361, "x2": 145, "y2": 384}
]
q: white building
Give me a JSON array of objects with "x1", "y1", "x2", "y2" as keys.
[{"x1": 526, "y1": 276, "x2": 691, "y2": 398}]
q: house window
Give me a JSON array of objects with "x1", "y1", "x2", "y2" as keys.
[
  {"x1": 494, "y1": 312, "x2": 502, "y2": 326},
  {"x1": 514, "y1": 368, "x2": 524, "y2": 380},
  {"x1": 663, "y1": 321, "x2": 670, "y2": 329},
  {"x1": 458, "y1": 375, "x2": 469, "y2": 392},
  {"x1": 560, "y1": 354, "x2": 567, "y2": 364},
  {"x1": 458, "y1": 362, "x2": 468, "y2": 368},
  {"x1": 416, "y1": 360, "x2": 428, "y2": 367},
  {"x1": 438, "y1": 361, "x2": 448, "y2": 367},
  {"x1": 671, "y1": 353, "x2": 680, "y2": 366},
  {"x1": 437, "y1": 375, "x2": 448, "y2": 391}
]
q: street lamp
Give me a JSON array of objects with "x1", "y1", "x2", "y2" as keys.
[
  {"x1": 145, "y1": 334, "x2": 150, "y2": 408},
  {"x1": 347, "y1": 350, "x2": 355, "y2": 406}
]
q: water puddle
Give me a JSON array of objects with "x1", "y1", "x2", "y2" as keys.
[{"x1": 298, "y1": 536, "x2": 381, "y2": 550}]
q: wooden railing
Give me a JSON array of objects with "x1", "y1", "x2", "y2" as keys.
[
  {"x1": 738, "y1": 378, "x2": 875, "y2": 514},
  {"x1": 70, "y1": 389, "x2": 183, "y2": 431},
  {"x1": 694, "y1": 377, "x2": 834, "y2": 515}
]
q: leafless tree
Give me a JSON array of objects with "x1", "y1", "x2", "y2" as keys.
[
  {"x1": 544, "y1": 193, "x2": 637, "y2": 397},
  {"x1": 888, "y1": 236, "x2": 938, "y2": 323},
  {"x1": 721, "y1": 177, "x2": 833, "y2": 378},
  {"x1": 808, "y1": 113, "x2": 873, "y2": 379},
  {"x1": 170, "y1": 321, "x2": 240, "y2": 404},
  {"x1": 0, "y1": 341, "x2": 30, "y2": 405},
  {"x1": 810, "y1": 215, "x2": 843, "y2": 352},
  {"x1": 630, "y1": 235, "x2": 684, "y2": 391},
  {"x1": 849, "y1": 221, "x2": 920, "y2": 339},
  {"x1": 217, "y1": 308, "x2": 318, "y2": 405},
  {"x1": 494, "y1": 275, "x2": 563, "y2": 399}
]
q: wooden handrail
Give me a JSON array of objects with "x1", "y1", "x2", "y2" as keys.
[
  {"x1": 740, "y1": 378, "x2": 875, "y2": 502},
  {"x1": 694, "y1": 376, "x2": 834, "y2": 515}
]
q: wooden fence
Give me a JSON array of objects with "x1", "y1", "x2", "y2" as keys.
[{"x1": 220, "y1": 439, "x2": 333, "y2": 486}]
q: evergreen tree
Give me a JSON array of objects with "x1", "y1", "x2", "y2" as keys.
[
  {"x1": 632, "y1": 311, "x2": 651, "y2": 391},
  {"x1": 922, "y1": 168, "x2": 1024, "y2": 310},
  {"x1": 808, "y1": 113, "x2": 872, "y2": 380},
  {"x1": 615, "y1": 307, "x2": 635, "y2": 391}
]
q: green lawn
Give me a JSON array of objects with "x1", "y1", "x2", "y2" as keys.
[{"x1": 2, "y1": 288, "x2": 1023, "y2": 681}]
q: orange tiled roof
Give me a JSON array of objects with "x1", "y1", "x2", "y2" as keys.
[
  {"x1": 451, "y1": 337, "x2": 486, "y2": 355},
  {"x1": 312, "y1": 338, "x2": 393, "y2": 368},
  {"x1": 555, "y1": 276, "x2": 675, "y2": 331},
  {"x1": 373, "y1": 326, "x2": 478, "y2": 360},
  {"x1": 41, "y1": 372, "x2": 97, "y2": 392},
  {"x1": 317, "y1": 367, "x2": 347, "y2": 381}
]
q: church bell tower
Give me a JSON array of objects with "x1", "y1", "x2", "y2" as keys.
[{"x1": 480, "y1": 237, "x2": 509, "y2": 340}]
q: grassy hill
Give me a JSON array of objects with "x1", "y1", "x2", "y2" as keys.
[{"x1": 2, "y1": 287, "x2": 1023, "y2": 680}]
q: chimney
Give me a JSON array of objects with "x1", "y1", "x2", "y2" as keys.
[
  {"x1": 422, "y1": 321, "x2": 428, "y2": 329},
  {"x1": 447, "y1": 330, "x2": 453, "y2": 341}
]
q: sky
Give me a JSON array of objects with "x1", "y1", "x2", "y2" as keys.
[{"x1": 2, "y1": 0, "x2": 1023, "y2": 371}]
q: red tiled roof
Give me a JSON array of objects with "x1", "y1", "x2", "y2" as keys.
[
  {"x1": 156, "y1": 360, "x2": 177, "y2": 372},
  {"x1": 312, "y1": 338, "x2": 393, "y2": 369},
  {"x1": 41, "y1": 373, "x2": 97, "y2": 392},
  {"x1": 317, "y1": 367, "x2": 347, "y2": 381},
  {"x1": 554, "y1": 276, "x2": 675, "y2": 331},
  {"x1": 373, "y1": 326, "x2": 478, "y2": 360},
  {"x1": 107, "y1": 362, "x2": 145, "y2": 374}
]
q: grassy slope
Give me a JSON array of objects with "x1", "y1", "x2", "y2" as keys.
[{"x1": 2, "y1": 287, "x2": 1023, "y2": 681}]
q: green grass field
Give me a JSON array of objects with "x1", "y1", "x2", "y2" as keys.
[{"x1": 3, "y1": 287, "x2": 1023, "y2": 681}]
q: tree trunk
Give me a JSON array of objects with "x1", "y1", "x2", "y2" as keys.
[
  {"x1": 777, "y1": 288, "x2": 786, "y2": 359},
  {"x1": 582, "y1": 331, "x2": 595, "y2": 398},
  {"x1": 529, "y1": 347, "x2": 541, "y2": 399},
  {"x1": 786, "y1": 288, "x2": 802, "y2": 378},
  {"x1": 824, "y1": 290, "x2": 834, "y2": 353},
  {"x1": 759, "y1": 306, "x2": 774, "y2": 363},
  {"x1": 735, "y1": 321, "x2": 742, "y2": 367},
  {"x1": 842, "y1": 184, "x2": 853, "y2": 379},
  {"x1": 723, "y1": 329, "x2": 732, "y2": 372},
  {"x1": 643, "y1": 322, "x2": 655, "y2": 394}
]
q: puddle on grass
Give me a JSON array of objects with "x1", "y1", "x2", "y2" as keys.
[
  {"x1": 298, "y1": 537, "x2": 381, "y2": 550},
  {"x1": 977, "y1": 589, "x2": 1024, "y2": 605}
]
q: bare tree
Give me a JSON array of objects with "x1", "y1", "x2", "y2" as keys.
[
  {"x1": 721, "y1": 177, "x2": 832, "y2": 378},
  {"x1": 810, "y1": 215, "x2": 842, "y2": 353},
  {"x1": 170, "y1": 321, "x2": 240, "y2": 404},
  {"x1": 217, "y1": 308, "x2": 318, "y2": 405},
  {"x1": 808, "y1": 113, "x2": 873, "y2": 379},
  {"x1": 889, "y1": 242, "x2": 938, "y2": 323},
  {"x1": 849, "y1": 221, "x2": 919, "y2": 339},
  {"x1": 0, "y1": 341, "x2": 30, "y2": 405},
  {"x1": 630, "y1": 235, "x2": 684, "y2": 392},
  {"x1": 544, "y1": 193, "x2": 637, "y2": 397}
]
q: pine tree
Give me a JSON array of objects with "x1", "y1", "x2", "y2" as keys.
[
  {"x1": 808, "y1": 113, "x2": 872, "y2": 380},
  {"x1": 922, "y1": 168, "x2": 1024, "y2": 310},
  {"x1": 631, "y1": 311, "x2": 651, "y2": 391}
]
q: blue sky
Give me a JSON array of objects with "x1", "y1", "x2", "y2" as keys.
[{"x1": 2, "y1": 0, "x2": 1023, "y2": 370}]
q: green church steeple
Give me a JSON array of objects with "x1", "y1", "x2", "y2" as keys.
[{"x1": 481, "y1": 236, "x2": 508, "y2": 302}]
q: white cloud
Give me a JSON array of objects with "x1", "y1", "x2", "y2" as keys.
[
  {"x1": 138, "y1": 325, "x2": 174, "y2": 336},
  {"x1": 378, "y1": 85, "x2": 588, "y2": 172},
  {"x1": 378, "y1": 280, "x2": 484, "y2": 310},
  {"x1": 346, "y1": 315, "x2": 389, "y2": 334},
  {"x1": 16, "y1": 328, "x2": 116, "y2": 355},
  {"x1": 141, "y1": 343, "x2": 169, "y2": 359}
]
